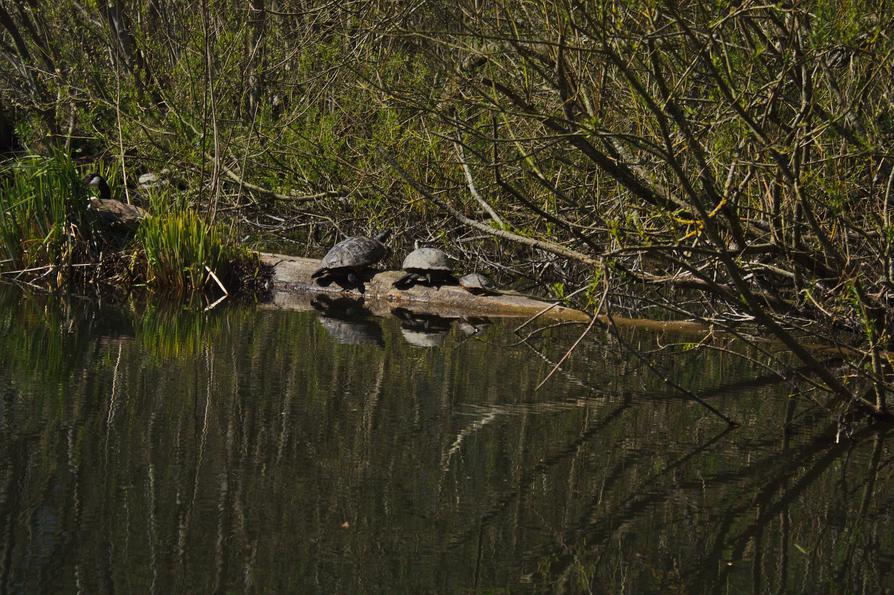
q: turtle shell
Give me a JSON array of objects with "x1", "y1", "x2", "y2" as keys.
[
  {"x1": 459, "y1": 273, "x2": 497, "y2": 292},
  {"x1": 322, "y1": 235, "x2": 388, "y2": 270},
  {"x1": 401, "y1": 247, "x2": 451, "y2": 271}
]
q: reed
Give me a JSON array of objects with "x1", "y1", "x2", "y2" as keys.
[
  {"x1": 0, "y1": 153, "x2": 92, "y2": 272},
  {"x1": 137, "y1": 208, "x2": 253, "y2": 295},
  {"x1": 1, "y1": 153, "x2": 260, "y2": 296}
]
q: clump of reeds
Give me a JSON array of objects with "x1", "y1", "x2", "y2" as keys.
[
  {"x1": 137, "y1": 208, "x2": 256, "y2": 295},
  {"x1": 1, "y1": 152, "x2": 263, "y2": 296},
  {"x1": 0, "y1": 153, "x2": 92, "y2": 275}
]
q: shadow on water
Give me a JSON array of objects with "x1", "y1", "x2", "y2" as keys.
[{"x1": 0, "y1": 286, "x2": 892, "y2": 592}]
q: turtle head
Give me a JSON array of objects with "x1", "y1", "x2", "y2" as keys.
[
  {"x1": 83, "y1": 172, "x2": 111, "y2": 200},
  {"x1": 375, "y1": 229, "x2": 392, "y2": 244}
]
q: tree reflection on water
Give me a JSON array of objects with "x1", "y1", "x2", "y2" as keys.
[{"x1": 0, "y1": 288, "x2": 890, "y2": 593}]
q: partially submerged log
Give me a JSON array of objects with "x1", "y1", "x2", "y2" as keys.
[
  {"x1": 260, "y1": 252, "x2": 590, "y2": 321},
  {"x1": 260, "y1": 253, "x2": 717, "y2": 336}
]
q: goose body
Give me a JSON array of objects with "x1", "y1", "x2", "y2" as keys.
[{"x1": 83, "y1": 173, "x2": 147, "y2": 229}]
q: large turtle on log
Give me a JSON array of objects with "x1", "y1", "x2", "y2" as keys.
[
  {"x1": 312, "y1": 230, "x2": 391, "y2": 289},
  {"x1": 393, "y1": 247, "x2": 456, "y2": 289},
  {"x1": 83, "y1": 173, "x2": 148, "y2": 232}
]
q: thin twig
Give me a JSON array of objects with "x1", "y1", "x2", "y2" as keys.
[
  {"x1": 514, "y1": 284, "x2": 591, "y2": 333},
  {"x1": 204, "y1": 293, "x2": 228, "y2": 311},
  {"x1": 535, "y1": 315, "x2": 599, "y2": 391},
  {"x1": 535, "y1": 275, "x2": 607, "y2": 390},
  {"x1": 454, "y1": 136, "x2": 505, "y2": 227},
  {"x1": 381, "y1": 149, "x2": 599, "y2": 266},
  {"x1": 1, "y1": 265, "x2": 53, "y2": 276}
]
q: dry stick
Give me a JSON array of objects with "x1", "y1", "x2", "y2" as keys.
[
  {"x1": 536, "y1": 314, "x2": 599, "y2": 391},
  {"x1": 204, "y1": 294, "x2": 227, "y2": 312},
  {"x1": 2, "y1": 265, "x2": 52, "y2": 276},
  {"x1": 535, "y1": 275, "x2": 608, "y2": 390},
  {"x1": 113, "y1": 18, "x2": 130, "y2": 205},
  {"x1": 454, "y1": 136, "x2": 505, "y2": 227},
  {"x1": 204, "y1": 265, "x2": 228, "y2": 296},
  {"x1": 380, "y1": 150, "x2": 599, "y2": 267}
]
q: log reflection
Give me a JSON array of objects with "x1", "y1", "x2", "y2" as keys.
[{"x1": 0, "y1": 288, "x2": 891, "y2": 592}]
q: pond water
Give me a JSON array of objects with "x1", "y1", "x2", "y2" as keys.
[{"x1": 0, "y1": 287, "x2": 891, "y2": 593}]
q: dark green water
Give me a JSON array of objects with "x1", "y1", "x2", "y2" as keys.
[{"x1": 0, "y1": 287, "x2": 891, "y2": 593}]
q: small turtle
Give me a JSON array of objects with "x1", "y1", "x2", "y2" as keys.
[
  {"x1": 393, "y1": 247, "x2": 456, "y2": 289},
  {"x1": 459, "y1": 272, "x2": 499, "y2": 296},
  {"x1": 312, "y1": 230, "x2": 392, "y2": 288}
]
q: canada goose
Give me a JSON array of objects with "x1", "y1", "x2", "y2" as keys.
[{"x1": 82, "y1": 172, "x2": 147, "y2": 230}]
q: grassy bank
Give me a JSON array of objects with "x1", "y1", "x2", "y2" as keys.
[{"x1": 0, "y1": 153, "x2": 262, "y2": 296}]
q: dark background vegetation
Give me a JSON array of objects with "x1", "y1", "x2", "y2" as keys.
[{"x1": 3, "y1": 1, "x2": 894, "y2": 416}]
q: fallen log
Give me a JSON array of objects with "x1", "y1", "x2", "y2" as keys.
[
  {"x1": 259, "y1": 253, "x2": 717, "y2": 335},
  {"x1": 260, "y1": 252, "x2": 590, "y2": 321}
]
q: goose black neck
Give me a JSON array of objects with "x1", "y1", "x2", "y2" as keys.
[
  {"x1": 85, "y1": 173, "x2": 111, "y2": 200},
  {"x1": 96, "y1": 178, "x2": 111, "y2": 200}
]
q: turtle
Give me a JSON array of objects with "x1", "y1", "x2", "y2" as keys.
[
  {"x1": 393, "y1": 247, "x2": 456, "y2": 289},
  {"x1": 459, "y1": 272, "x2": 499, "y2": 296},
  {"x1": 83, "y1": 172, "x2": 148, "y2": 231},
  {"x1": 311, "y1": 230, "x2": 392, "y2": 288}
]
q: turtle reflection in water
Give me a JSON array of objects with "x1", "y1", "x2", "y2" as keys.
[
  {"x1": 311, "y1": 230, "x2": 392, "y2": 292},
  {"x1": 456, "y1": 316, "x2": 492, "y2": 337},
  {"x1": 311, "y1": 295, "x2": 384, "y2": 346},
  {"x1": 392, "y1": 307, "x2": 453, "y2": 348}
]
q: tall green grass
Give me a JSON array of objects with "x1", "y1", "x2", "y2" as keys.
[
  {"x1": 1, "y1": 153, "x2": 260, "y2": 296},
  {"x1": 137, "y1": 209, "x2": 254, "y2": 295},
  {"x1": 0, "y1": 153, "x2": 92, "y2": 272}
]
